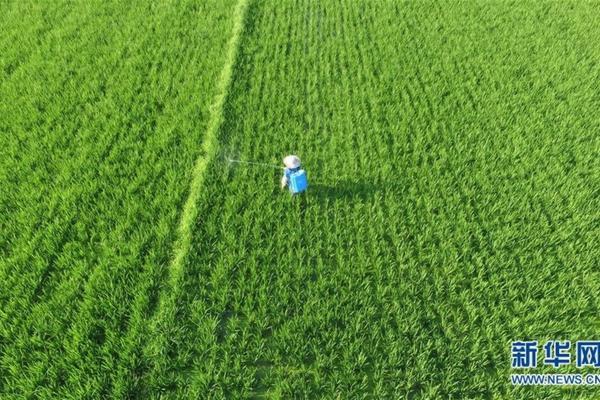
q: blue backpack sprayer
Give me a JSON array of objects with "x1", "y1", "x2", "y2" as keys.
[{"x1": 226, "y1": 155, "x2": 308, "y2": 195}]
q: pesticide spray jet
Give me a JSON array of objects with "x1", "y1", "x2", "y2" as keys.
[{"x1": 226, "y1": 157, "x2": 283, "y2": 170}]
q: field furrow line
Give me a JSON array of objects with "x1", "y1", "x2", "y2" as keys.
[
  {"x1": 168, "y1": 0, "x2": 249, "y2": 295},
  {"x1": 141, "y1": 0, "x2": 250, "y2": 390}
]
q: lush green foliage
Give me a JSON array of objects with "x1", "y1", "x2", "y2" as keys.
[
  {"x1": 1, "y1": 0, "x2": 599, "y2": 398},
  {"x1": 144, "y1": 0, "x2": 600, "y2": 398},
  {"x1": 0, "y1": 0, "x2": 237, "y2": 397}
]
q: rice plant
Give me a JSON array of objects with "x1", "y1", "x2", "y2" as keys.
[{"x1": 1, "y1": 0, "x2": 598, "y2": 398}]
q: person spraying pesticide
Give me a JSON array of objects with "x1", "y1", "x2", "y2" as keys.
[
  {"x1": 281, "y1": 155, "x2": 308, "y2": 194},
  {"x1": 225, "y1": 153, "x2": 308, "y2": 195}
]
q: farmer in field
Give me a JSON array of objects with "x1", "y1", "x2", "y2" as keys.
[{"x1": 281, "y1": 155, "x2": 308, "y2": 194}]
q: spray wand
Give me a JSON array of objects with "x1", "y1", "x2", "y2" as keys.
[{"x1": 226, "y1": 157, "x2": 284, "y2": 169}]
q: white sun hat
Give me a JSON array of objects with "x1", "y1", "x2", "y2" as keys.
[{"x1": 283, "y1": 155, "x2": 301, "y2": 169}]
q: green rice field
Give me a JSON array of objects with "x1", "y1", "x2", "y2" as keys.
[{"x1": 1, "y1": 0, "x2": 599, "y2": 398}]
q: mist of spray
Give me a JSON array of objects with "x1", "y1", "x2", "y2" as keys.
[{"x1": 225, "y1": 156, "x2": 284, "y2": 170}]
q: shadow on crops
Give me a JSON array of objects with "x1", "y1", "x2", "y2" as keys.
[{"x1": 308, "y1": 181, "x2": 384, "y2": 202}]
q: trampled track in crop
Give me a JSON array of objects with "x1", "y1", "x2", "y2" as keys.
[{"x1": 1, "y1": 0, "x2": 599, "y2": 398}]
